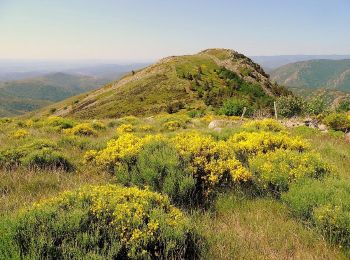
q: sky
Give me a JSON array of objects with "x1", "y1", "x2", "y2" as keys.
[{"x1": 0, "y1": 0, "x2": 349, "y2": 61}]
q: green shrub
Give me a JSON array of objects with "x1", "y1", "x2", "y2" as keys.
[
  {"x1": 0, "y1": 149, "x2": 24, "y2": 170},
  {"x1": 220, "y1": 98, "x2": 252, "y2": 116},
  {"x1": 188, "y1": 109, "x2": 205, "y2": 118},
  {"x1": 323, "y1": 113, "x2": 350, "y2": 132},
  {"x1": 276, "y1": 95, "x2": 304, "y2": 118},
  {"x1": 249, "y1": 149, "x2": 330, "y2": 195},
  {"x1": 117, "y1": 140, "x2": 196, "y2": 206},
  {"x1": 5, "y1": 185, "x2": 203, "y2": 259},
  {"x1": 336, "y1": 100, "x2": 350, "y2": 112},
  {"x1": 305, "y1": 97, "x2": 328, "y2": 116},
  {"x1": 22, "y1": 148, "x2": 74, "y2": 171},
  {"x1": 47, "y1": 116, "x2": 76, "y2": 130},
  {"x1": 283, "y1": 178, "x2": 350, "y2": 248}
]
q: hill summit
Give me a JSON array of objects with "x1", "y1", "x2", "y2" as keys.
[{"x1": 46, "y1": 49, "x2": 287, "y2": 118}]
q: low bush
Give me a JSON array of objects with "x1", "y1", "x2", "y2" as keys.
[
  {"x1": 118, "y1": 140, "x2": 196, "y2": 206},
  {"x1": 242, "y1": 119, "x2": 285, "y2": 132},
  {"x1": 5, "y1": 185, "x2": 203, "y2": 259},
  {"x1": 323, "y1": 113, "x2": 350, "y2": 132},
  {"x1": 0, "y1": 149, "x2": 24, "y2": 170},
  {"x1": 22, "y1": 148, "x2": 74, "y2": 171},
  {"x1": 249, "y1": 149, "x2": 330, "y2": 195},
  {"x1": 46, "y1": 116, "x2": 76, "y2": 130},
  {"x1": 162, "y1": 120, "x2": 184, "y2": 131},
  {"x1": 64, "y1": 123, "x2": 97, "y2": 136},
  {"x1": 117, "y1": 124, "x2": 134, "y2": 134},
  {"x1": 91, "y1": 120, "x2": 106, "y2": 130},
  {"x1": 0, "y1": 140, "x2": 73, "y2": 172},
  {"x1": 188, "y1": 109, "x2": 205, "y2": 118},
  {"x1": 283, "y1": 178, "x2": 350, "y2": 248},
  {"x1": 10, "y1": 129, "x2": 29, "y2": 139},
  {"x1": 228, "y1": 131, "x2": 309, "y2": 163}
]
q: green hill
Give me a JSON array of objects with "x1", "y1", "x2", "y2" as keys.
[
  {"x1": 271, "y1": 59, "x2": 350, "y2": 90},
  {"x1": 43, "y1": 49, "x2": 287, "y2": 119},
  {"x1": 0, "y1": 73, "x2": 110, "y2": 117}
]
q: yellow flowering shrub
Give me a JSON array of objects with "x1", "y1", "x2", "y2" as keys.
[
  {"x1": 11, "y1": 129, "x2": 29, "y2": 139},
  {"x1": 243, "y1": 119, "x2": 285, "y2": 132},
  {"x1": 162, "y1": 120, "x2": 183, "y2": 131},
  {"x1": 249, "y1": 149, "x2": 331, "y2": 194},
  {"x1": 138, "y1": 124, "x2": 153, "y2": 132},
  {"x1": 228, "y1": 131, "x2": 309, "y2": 162},
  {"x1": 11, "y1": 185, "x2": 202, "y2": 259},
  {"x1": 91, "y1": 120, "x2": 106, "y2": 130},
  {"x1": 87, "y1": 134, "x2": 164, "y2": 171},
  {"x1": 64, "y1": 123, "x2": 97, "y2": 136},
  {"x1": 171, "y1": 132, "x2": 251, "y2": 203},
  {"x1": 117, "y1": 123, "x2": 134, "y2": 134}
]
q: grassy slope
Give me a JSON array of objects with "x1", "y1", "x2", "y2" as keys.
[
  {"x1": 271, "y1": 59, "x2": 350, "y2": 90},
  {"x1": 0, "y1": 115, "x2": 348, "y2": 258},
  {"x1": 42, "y1": 49, "x2": 280, "y2": 119}
]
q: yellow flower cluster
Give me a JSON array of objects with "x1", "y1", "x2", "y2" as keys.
[
  {"x1": 87, "y1": 133, "x2": 164, "y2": 169},
  {"x1": 11, "y1": 129, "x2": 29, "y2": 139},
  {"x1": 228, "y1": 131, "x2": 309, "y2": 159},
  {"x1": 171, "y1": 132, "x2": 251, "y2": 189},
  {"x1": 249, "y1": 149, "x2": 330, "y2": 192},
  {"x1": 162, "y1": 120, "x2": 182, "y2": 131},
  {"x1": 29, "y1": 185, "x2": 190, "y2": 258},
  {"x1": 117, "y1": 124, "x2": 134, "y2": 134},
  {"x1": 64, "y1": 123, "x2": 97, "y2": 136}
]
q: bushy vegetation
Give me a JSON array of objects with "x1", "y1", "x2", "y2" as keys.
[
  {"x1": 323, "y1": 113, "x2": 350, "y2": 132},
  {"x1": 283, "y1": 178, "x2": 350, "y2": 248},
  {"x1": 1, "y1": 185, "x2": 202, "y2": 259},
  {"x1": 220, "y1": 98, "x2": 252, "y2": 116},
  {"x1": 242, "y1": 118, "x2": 286, "y2": 132},
  {"x1": 276, "y1": 95, "x2": 304, "y2": 117},
  {"x1": 1, "y1": 113, "x2": 350, "y2": 258},
  {"x1": 250, "y1": 149, "x2": 330, "y2": 195},
  {"x1": 0, "y1": 140, "x2": 73, "y2": 171}
]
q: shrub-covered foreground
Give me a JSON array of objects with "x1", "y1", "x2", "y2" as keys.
[
  {"x1": 1, "y1": 185, "x2": 203, "y2": 259},
  {"x1": 85, "y1": 128, "x2": 327, "y2": 206},
  {"x1": 283, "y1": 178, "x2": 350, "y2": 248}
]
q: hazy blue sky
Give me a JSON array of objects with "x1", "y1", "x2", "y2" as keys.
[{"x1": 1, "y1": 0, "x2": 349, "y2": 61}]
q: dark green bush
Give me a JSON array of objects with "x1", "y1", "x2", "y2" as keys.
[
  {"x1": 220, "y1": 98, "x2": 252, "y2": 116},
  {"x1": 22, "y1": 149, "x2": 74, "y2": 171},
  {"x1": 116, "y1": 140, "x2": 196, "y2": 206},
  {"x1": 336, "y1": 100, "x2": 350, "y2": 112},
  {"x1": 283, "y1": 178, "x2": 350, "y2": 247}
]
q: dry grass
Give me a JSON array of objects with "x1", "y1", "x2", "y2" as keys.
[{"x1": 196, "y1": 193, "x2": 346, "y2": 259}]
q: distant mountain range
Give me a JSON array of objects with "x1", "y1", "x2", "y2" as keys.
[
  {"x1": 251, "y1": 55, "x2": 350, "y2": 71},
  {"x1": 0, "y1": 61, "x2": 149, "y2": 81},
  {"x1": 270, "y1": 59, "x2": 350, "y2": 91},
  {"x1": 0, "y1": 62, "x2": 148, "y2": 117}
]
